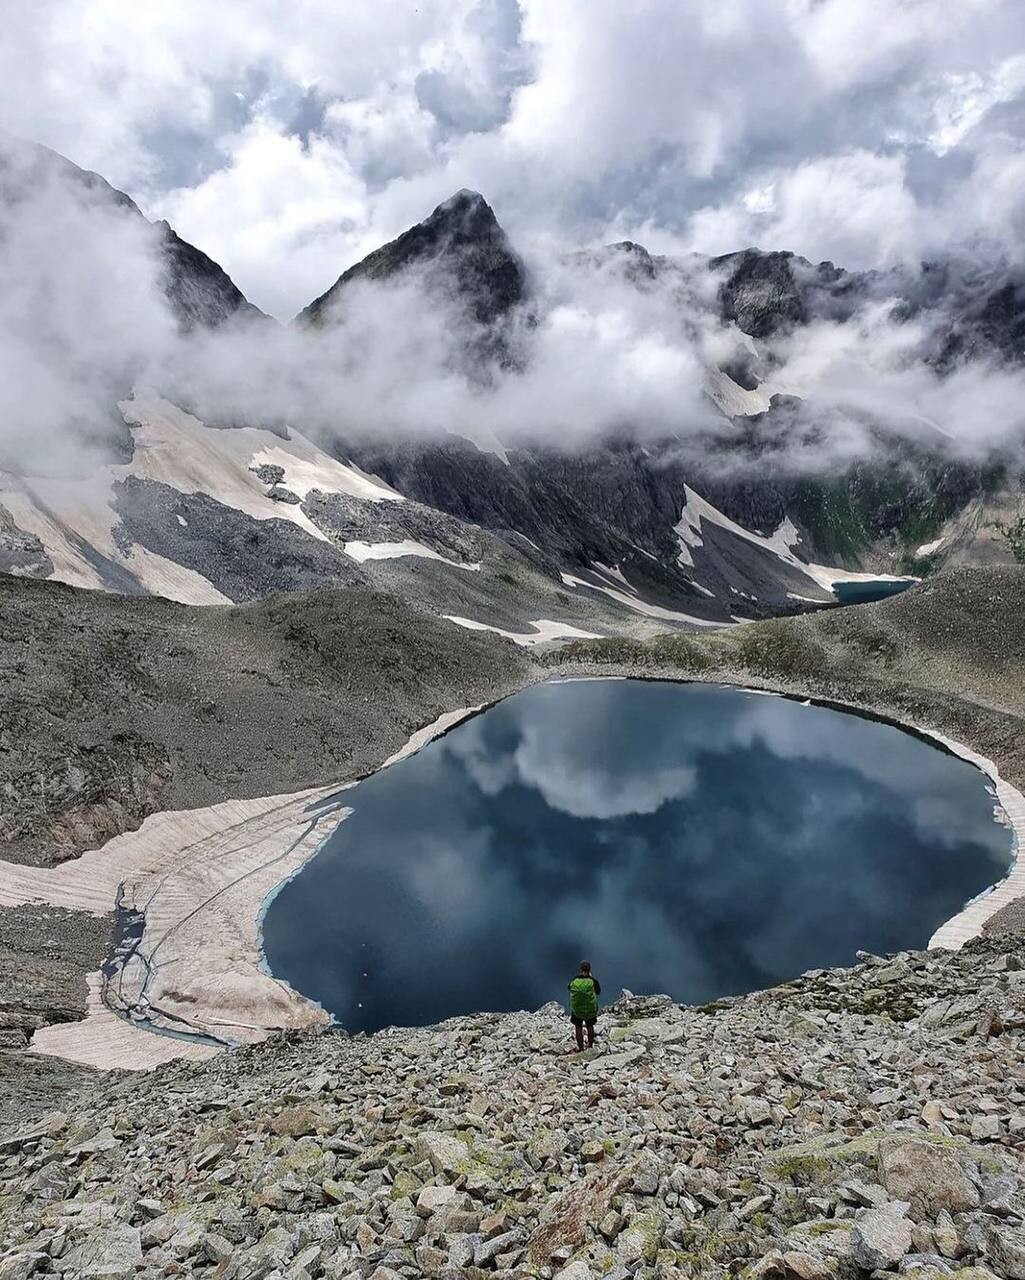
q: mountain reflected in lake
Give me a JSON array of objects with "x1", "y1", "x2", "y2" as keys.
[{"x1": 262, "y1": 681, "x2": 1012, "y2": 1034}]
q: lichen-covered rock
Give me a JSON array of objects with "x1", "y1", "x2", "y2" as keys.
[
  {"x1": 878, "y1": 1137, "x2": 982, "y2": 1218},
  {"x1": 59, "y1": 1226, "x2": 142, "y2": 1280},
  {"x1": 988, "y1": 1224, "x2": 1025, "y2": 1280},
  {"x1": 852, "y1": 1207, "x2": 913, "y2": 1270}
]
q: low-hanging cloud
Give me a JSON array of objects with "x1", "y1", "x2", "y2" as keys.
[
  {"x1": 2, "y1": 2, "x2": 1025, "y2": 319},
  {"x1": 3, "y1": 143, "x2": 1025, "y2": 484}
]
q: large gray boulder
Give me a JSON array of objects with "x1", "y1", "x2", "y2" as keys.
[
  {"x1": 60, "y1": 1226, "x2": 142, "y2": 1280},
  {"x1": 878, "y1": 1138, "x2": 981, "y2": 1218},
  {"x1": 988, "y1": 1223, "x2": 1025, "y2": 1280},
  {"x1": 852, "y1": 1208, "x2": 913, "y2": 1271}
]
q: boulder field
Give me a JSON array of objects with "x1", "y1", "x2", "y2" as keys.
[{"x1": 1, "y1": 932, "x2": 1024, "y2": 1280}]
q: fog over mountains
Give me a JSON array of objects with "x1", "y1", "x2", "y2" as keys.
[{"x1": 1, "y1": 136, "x2": 1023, "y2": 635}]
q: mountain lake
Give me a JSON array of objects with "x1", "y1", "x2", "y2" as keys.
[{"x1": 262, "y1": 680, "x2": 1013, "y2": 1033}]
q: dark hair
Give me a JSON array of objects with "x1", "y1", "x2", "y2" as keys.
[{"x1": 579, "y1": 961, "x2": 591, "y2": 974}]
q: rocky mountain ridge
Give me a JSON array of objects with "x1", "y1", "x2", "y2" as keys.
[
  {"x1": 0, "y1": 137, "x2": 266, "y2": 332},
  {"x1": 1, "y1": 139, "x2": 1020, "y2": 632},
  {"x1": 298, "y1": 189, "x2": 526, "y2": 329}
]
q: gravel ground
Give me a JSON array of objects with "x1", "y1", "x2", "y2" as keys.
[
  {"x1": 3, "y1": 934, "x2": 1025, "y2": 1278},
  {"x1": 0, "y1": 576, "x2": 532, "y2": 868},
  {"x1": 0, "y1": 904, "x2": 112, "y2": 1128},
  {"x1": 985, "y1": 898, "x2": 1025, "y2": 936}
]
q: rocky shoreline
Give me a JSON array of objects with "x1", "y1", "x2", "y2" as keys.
[{"x1": 1, "y1": 930, "x2": 1024, "y2": 1279}]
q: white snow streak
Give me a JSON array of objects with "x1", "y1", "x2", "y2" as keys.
[
  {"x1": 444, "y1": 616, "x2": 601, "y2": 645},
  {"x1": 343, "y1": 539, "x2": 480, "y2": 570},
  {"x1": 675, "y1": 485, "x2": 917, "y2": 594},
  {"x1": 561, "y1": 563, "x2": 725, "y2": 627}
]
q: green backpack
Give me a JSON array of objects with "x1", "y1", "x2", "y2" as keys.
[{"x1": 568, "y1": 976, "x2": 598, "y2": 1019}]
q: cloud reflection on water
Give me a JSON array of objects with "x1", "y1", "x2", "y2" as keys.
[{"x1": 263, "y1": 682, "x2": 1012, "y2": 1033}]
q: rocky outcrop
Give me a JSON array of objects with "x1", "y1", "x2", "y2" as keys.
[
  {"x1": 0, "y1": 935, "x2": 1023, "y2": 1278},
  {"x1": 0, "y1": 137, "x2": 266, "y2": 333},
  {"x1": 298, "y1": 189, "x2": 526, "y2": 328},
  {"x1": 111, "y1": 476, "x2": 370, "y2": 602},
  {"x1": 0, "y1": 506, "x2": 52, "y2": 578},
  {"x1": 156, "y1": 221, "x2": 265, "y2": 331},
  {"x1": 302, "y1": 488, "x2": 486, "y2": 567}
]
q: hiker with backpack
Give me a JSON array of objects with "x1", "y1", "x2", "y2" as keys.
[{"x1": 568, "y1": 961, "x2": 601, "y2": 1051}]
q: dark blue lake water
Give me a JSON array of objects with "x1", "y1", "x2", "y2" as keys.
[
  {"x1": 833, "y1": 579, "x2": 917, "y2": 605},
  {"x1": 262, "y1": 681, "x2": 1012, "y2": 1034}
]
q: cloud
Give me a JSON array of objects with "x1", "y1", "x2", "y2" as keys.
[
  {"x1": 685, "y1": 151, "x2": 924, "y2": 267},
  {"x1": 2, "y1": 1, "x2": 1024, "y2": 318},
  {"x1": 4, "y1": 118, "x2": 1025, "y2": 485},
  {"x1": 0, "y1": 144, "x2": 176, "y2": 473}
]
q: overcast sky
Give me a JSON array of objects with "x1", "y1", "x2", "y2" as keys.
[{"x1": 3, "y1": 1, "x2": 1025, "y2": 318}]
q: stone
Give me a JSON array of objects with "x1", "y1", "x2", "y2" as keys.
[
  {"x1": 970, "y1": 1114, "x2": 1002, "y2": 1140},
  {"x1": 479, "y1": 1210, "x2": 508, "y2": 1238},
  {"x1": 0, "y1": 1254, "x2": 47, "y2": 1280},
  {"x1": 852, "y1": 1208, "x2": 913, "y2": 1270},
  {"x1": 782, "y1": 1251, "x2": 834, "y2": 1280},
  {"x1": 270, "y1": 1105, "x2": 322, "y2": 1138},
  {"x1": 988, "y1": 1224, "x2": 1025, "y2": 1280},
  {"x1": 933, "y1": 1211, "x2": 960, "y2": 1260},
  {"x1": 744, "y1": 1097, "x2": 774, "y2": 1126},
  {"x1": 981, "y1": 1170, "x2": 1020, "y2": 1213},
  {"x1": 878, "y1": 1138, "x2": 981, "y2": 1218},
  {"x1": 416, "y1": 1184, "x2": 459, "y2": 1216},
  {"x1": 202, "y1": 1233, "x2": 234, "y2": 1263},
  {"x1": 615, "y1": 1211, "x2": 663, "y2": 1265},
  {"x1": 599, "y1": 1210, "x2": 623, "y2": 1242},
  {"x1": 415, "y1": 1131, "x2": 471, "y2": 1178},
  {"x1": 447, "y1": 1234, "x2": 479, "y2": 1269},
  {"x1": 249, "y1": 1226, "x2": 296, "y2": 1273},
  {"x1": 785, "y1": 1220, "x2": 857, "y2": 1277},
  {"x1": 69, "y1": 1127, "x2": 117, "y2": 1155},
  {"x1": 527, "y1": 1162, "x2": 633, "y2": 1268},
  {"x1": 739, "y1": 1193, "x2": 774, "y2": 1220},
  {"x1": 0, "y1": 1112, "x2": 67, "y2": 1151},
  {"x1": 555, "y1": 1263, "x2": 595, "y2": 1280},
  {"x1": 60, "y1": 1226, "x2": 142, "y2": 1280},
  {"x1": 584, "y1": 1046, "x2": 645, "y2": 1073},
  {"x1": 384, "y1": 1200, "x2": 423, "y2": 1244},
  {"x1": 837, "y1": 1178, "x2": 890, "y2": 1208},
  {"x1": 473, "y1": 1228, "x2": 523, "y2": 1266},
  {"x1": 900, "y1": 1253, "x2": 954, "y2": 1274},
  {"x1": 631, "y1": 1156, "x2": 661, "y2": 1195},
  {"x1": 749, "y1": 1254, "x2": 787, "y2": 1280}
]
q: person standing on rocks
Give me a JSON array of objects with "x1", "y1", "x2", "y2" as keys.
[{"x1": 568, "y1": 961, "x2": 601, "y2": 1051}]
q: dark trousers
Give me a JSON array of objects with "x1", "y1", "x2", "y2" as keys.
[{"x1": 571, "y1": 1015, "x2": 596, "y2": 1049}]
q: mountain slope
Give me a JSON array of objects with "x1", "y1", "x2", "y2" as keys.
[
  {"x1": 0, "y1": 573, "x2": 531, "y2": 867},
  {"x1": 1, "y1": 146, "x2": 1021, "y2": 633}
]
